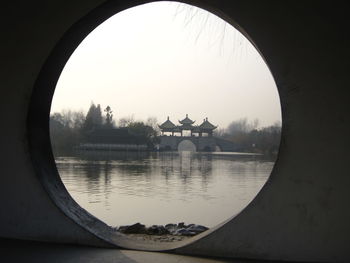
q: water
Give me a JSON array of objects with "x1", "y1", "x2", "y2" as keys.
[{"x1": 56, "y1": 151, "x2": 274, "y2": 228}]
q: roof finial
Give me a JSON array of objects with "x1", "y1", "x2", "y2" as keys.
[
  {"x1": 167, "y1": 116, "x2": 169, "y2": 120},
  {"x1": 186, "y1": 114, "x2": 188, "y2": 118},
  {"x1": 206, "y1": 117, "x2": 208, "y2": 121}
]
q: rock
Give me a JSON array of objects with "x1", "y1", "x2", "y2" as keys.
[
  {"x1": 174, "y1": 228, "x2": 196, "y2": 236},
  {"x1": 118, "y1": 223, "x2": 146, "y2": 234},
  {"x1": 164, "y1": 223, "x2": 177, "y2": 234},
  {"x1": 165, "y1": 223, "x2": 177, "y2": 229},
  {"x1": 178, "y1": 222, "x2": 186, "y2": 228},
  {"x1": 116, "y1": 222, "x2": 209, "y2": 239},
  {"x1": 146, "y1": 225, "x2": 170, "y2": 235},
  {"x1": 186, "y1": 224, "x2": 209, "y2": 234}
]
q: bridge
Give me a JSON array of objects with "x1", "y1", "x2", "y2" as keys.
[
  {"x1": 159, "y1": 136, "x2": 237, "y2": 152},
  {"x1": 158, "y1": 115, "x2": 237, "y2": 152}
]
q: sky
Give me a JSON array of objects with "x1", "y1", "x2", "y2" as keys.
[{"x1": 51, "y1": 1, "x2": 281, "y2": 129}]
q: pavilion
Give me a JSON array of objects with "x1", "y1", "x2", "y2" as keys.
[{"x1": 159, "y1": 114, "x2": 217, "y2": 137}]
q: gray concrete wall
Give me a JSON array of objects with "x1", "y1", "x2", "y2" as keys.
[
  {"x1": 0, "y1": 0, "x2": 349, "y2": 262},
  {"x1": 174, "y1": 1, "x2": 350, "y2": 261},
  {"x1": 0, "y1": 0, "x2": 115, "y2": 247}
]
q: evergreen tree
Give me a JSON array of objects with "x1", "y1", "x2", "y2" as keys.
[
  {"x1": 104, "y1": 106, "x2": 113, "y2": 128},
  {"x1": 83, "y1": 102, "x2": 103, "y2": 132},
  {"x1": 94, "y1": 104, "x2": 103, "y2": 126}
]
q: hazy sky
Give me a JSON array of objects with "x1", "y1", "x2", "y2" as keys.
[{"x1": 51, "y1": 2, "x2": 281, "y2": 129}]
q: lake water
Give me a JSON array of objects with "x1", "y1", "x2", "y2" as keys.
[{"x1": 55, "y1": 151, "x2": 274, "y2": 228}]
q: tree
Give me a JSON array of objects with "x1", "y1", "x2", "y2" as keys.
[
  {"x1": 118, "y1": 115, "x2": 134, "y2": 127},
  {"x1": 227, "y1": 118, "x2": 259, "y2": 135},
  {"x1": 128, "y1": 121, "x2": 159, "y2": 148},
  {"x1": 254, "y1": 123, "x2": 281, "y2": 155},
  {"x1": 94, "y1": 104, "x2": 103, "y2": 127},
  {"x1": 216, "y1": 118, "x2": 281, "y2": 156},
  {"x1": 83, "y1": 103, "x2": 96, "y2": 131},
  {"x1": 71, "y1": 111, "x2": 85, "y2": 130},
  {"x1": 83, "y1": 102, "x2": 103, "y2": 132},
  {"x1": 213, "y1": 128, "x2": 226, "y2": 137},
  {"x1": 146, "y1": 116, "x2": 160, "y2": 136},
  {"x1": 50, "y1": 110, "x2": 85, "y2": 155},
  {"x1": 104, "y1": 105, "x2": 114, "y2": 128}
]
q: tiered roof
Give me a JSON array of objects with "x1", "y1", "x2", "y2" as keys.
[
  {"x1": 158, "y1": 116, "x2": 176, "y2": 129},
  {"x1": 159, "y1": 115, "x2": 217, "y2": 133},
  {"x1": 179, "y1": 114, "x2": 195, "y2": 125},
  {"x1": 199, "y1": 117, "x2": 217, "y2": 130}
]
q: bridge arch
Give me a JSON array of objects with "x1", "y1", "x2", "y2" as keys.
[
  {"x1": 177, "y1": 139, "x2": 196, "y2": 152},
  {"x1": 202, "y1": 146, "x2": 212, "y2": 152},
  {"x1": 215, "y1": 145, "x2": 222, "y2": 152}
]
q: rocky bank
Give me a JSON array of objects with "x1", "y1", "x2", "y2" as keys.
[{"x1": 115, "y1": 222, "x2": 209, "y2": 242}]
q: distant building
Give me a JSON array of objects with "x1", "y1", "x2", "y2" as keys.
[
  {"x1": 159, "y1": 114, "x2": 217, "y2": 137},
  {"x1": 77, "y1": 127, "x2": 149, "y2": 151}
]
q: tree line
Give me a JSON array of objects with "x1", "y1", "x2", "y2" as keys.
[
  {"x1": 50, "y1": 103, "x2": 160, "y2": 154},
  {"x1": 215, "y1": 118, "x2": 281, "y2": 156}
]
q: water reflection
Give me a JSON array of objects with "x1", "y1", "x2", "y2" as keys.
[{"x1": 56, "y1": 151, "x2": 273, "y2": 227}]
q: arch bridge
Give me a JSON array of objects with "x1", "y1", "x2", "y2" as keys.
[
  {"x1": 158, "y1": 115, "x2": 237, "y2": 151},
  {"x1": 159, "y1": 136, "x2": 236, "y2": 152}
]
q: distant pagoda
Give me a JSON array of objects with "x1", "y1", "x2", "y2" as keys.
[{"x1": 159, "y1": 114, "x2": 217, "y2": 137}]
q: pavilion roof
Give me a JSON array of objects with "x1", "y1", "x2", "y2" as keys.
[
  {"x1": 159, "y1": 117, "x2": 176, "y2": 129},
  {"x1": 199, "y1": 118, "x2": 217, "y2": 130},
  {"x1": 179, "y1": 114, "x2": 195, "y2": 125}
]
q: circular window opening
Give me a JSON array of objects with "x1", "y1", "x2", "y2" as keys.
[{"x1": 49, "y1": 1, "x2": 281, "y2": 245}]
